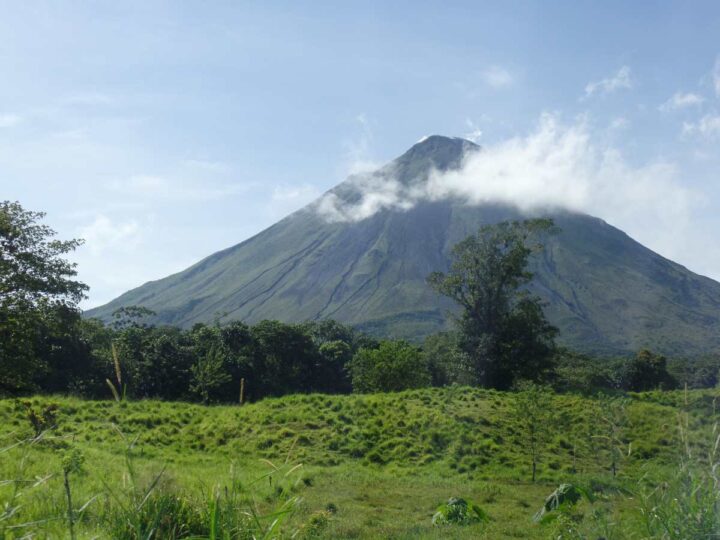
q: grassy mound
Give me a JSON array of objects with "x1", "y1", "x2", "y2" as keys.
[{"x1": 1, "y1": 388, "x2": 717, "y2": 538}]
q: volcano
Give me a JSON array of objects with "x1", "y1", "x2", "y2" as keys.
[{"x1": 86, "y1": 136, "x2": 720, "y2": 355}]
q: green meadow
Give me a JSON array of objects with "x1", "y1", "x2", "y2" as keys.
[{"x1": 2, "y1": 387, "x2": 717, "y2": 538}]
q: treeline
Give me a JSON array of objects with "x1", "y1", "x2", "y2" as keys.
[
  {"x1": 66, "y1": 310, "x2": 374, "y2": 401},
  {"x1": 1, "y1": 300, "x2": 711, "y2": 402},
  {"x1": 2, "y1": 200, "x2": 718, "y2": 403}
]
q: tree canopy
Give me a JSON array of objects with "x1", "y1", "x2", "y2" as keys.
[
  {"x1": 0, "y1": 201, "x2": 88, "y2": 394},
  {"x1": 1, "y1": 201, "x2": 87, "y2": 309},
  {"x1": 428, "y1": 219, "x2": 558, "y2": 389},
  {"x1": 348, "y1": 340, "x2": 430, "y2": 393}
]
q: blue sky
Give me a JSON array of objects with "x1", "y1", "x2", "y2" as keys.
[{"x1": 2, "y1": 1, "x2": 720, "y2": 307}]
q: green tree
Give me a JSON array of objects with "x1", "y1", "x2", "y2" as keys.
[
  {"x1": 348, "y1": 340, "x2": 430, "y2": 393},
  {"x1": 623, "y1": 349, "x2": 677, "y2": 391},
  {"x1": 427, "y1": 219, "x2": 558, "y2": 389},
  {"x1": 141, "y1": 329, "x2": 194, "y2": 400},
  {"x1": 317, "y1": 340, "x2": 353, "y2": 392},
  {"x1": 246, "y1": 320, "x2": 320, "y2": 398},
  {"x1": 553, "y1": 348, "x2": 618, "y2": 393},
  {"x1": 511, "y1": 381, "x2": 554, "y2": 482},
  {"x1": 422, "y1": 331, "x2": 474, "y2": 386},
  {"x1": 0, "y1": 201, "x2": 88, "y2": 394},
  {"x1": 111, "y1": 305, "x2": 156, "y2": 331},
  {"x1": 33, "y1": 304, "x2": 100, "y2": 394},
  {"x1": 668, "y1": 354, "x2": 720, "y2": 389},
  {"x1": 300, "y1": 319, "x2": 376, "y2": 393},
  {"x1": 190, "y1": 345, "x2": 231, "y2": 404}
]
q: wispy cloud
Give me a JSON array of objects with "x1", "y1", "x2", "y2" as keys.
[
  {"x1": 317, "y1": 173, "x2": 420, "y2": 223},
  {"x1": 77, "y1": 214, "x2": 141, "y2": 255},
  {"x1": 683, "y1": 114, "x2": 720, "y2": 137},
  {"x1": 609, "y1": 117, "x2": 630, "y2": 130},
  {"x1": 316, "y1": 114, "x2": 694, "y2": 261},
  {"x1": 584, "y1": 66, "x2": 632, "y2": 98},
  {"x1": 481, "y1": 66, "x2": 513, "y2": 88},
  {"x1": 714, "y1": 56, "x2": 720, "y2": 97},
  {"x1": 659, "y1": 92, "x2": 705, "y2": 112},
  {"x1": 0, "y1": 113, "x2": 22, "y2": 128},
  {"x1": 109, "y1": 174, "x2": 250, "y2": 201},
  {"x1": 342, "y1": 113, "x2": 382, "y2": 175},
  {"x1": 464, "y1": 118, "x2": 483, "y2": 143},
  {"x1": 74, "y1": 213, "x2": 195, "y2": 309}
]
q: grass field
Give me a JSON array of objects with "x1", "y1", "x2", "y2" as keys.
[{"x1": 1, "y1": 387, "x2": 718, "y2": 538}]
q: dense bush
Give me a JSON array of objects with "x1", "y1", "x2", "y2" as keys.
[
  {"x1": 348, "y1": 340, "x2": 430, "y2": 393},
  {"x1": 552, "y1": 348, "x2": 680, "y2": 393}
]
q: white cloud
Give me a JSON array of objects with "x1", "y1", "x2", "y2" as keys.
[
  {"x1": 464, "y1": 118, "x2": 483, "y2": 143},
  {"x1": 660, "y1": 92, "x2": 705, "y2": 112},
  {"x1": 77, "y1": 214, "x2": 141, "y2": 255},
  {"x1": 481, "y1": 66, "x2": 513, "y2": 88},
  {"x1": 0, "y1": 113, "x2": 22, "y2": 128},
  {"x1": 584, "y1": 66, "x2": 632, "y2": 98},
  {"x1": 74, "y1": 213, "x2": 203, "y2": 309},
  {"x1": 317, "y1": 174, "x2": 420, "y2": 223},
  {"x1": 426, "y1": 116, "x2": 688, "y2": 226},
  {"x1": 316, "y1": 114, "x2": 695, "y2": 261},
  {"x1": 342, "y1": 113, "x2": 382, "y2": 175},
  {"x1": 714, "y1": 56, "x2": 720, "y2": 97},
  {"x1": 682, "y1": 114, "x2": 720, "y2": 137}
]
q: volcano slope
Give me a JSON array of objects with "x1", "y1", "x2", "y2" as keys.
[{"x1": 86, "y1": 135, "x2": 720, "y2": 355}]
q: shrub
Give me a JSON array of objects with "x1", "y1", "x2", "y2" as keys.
[
  {"x1": 348, "y1": 341, "x2": 431, "y2": 393},
  {"x1": 533, "y1": 483, "x2": 584, "y2": 523},
  {"x1": 432, "y1": 497, "x2": 489, "y2": 526},
  {"x1": 17, "y1": 400, "x2": 59, "y2": 437}
]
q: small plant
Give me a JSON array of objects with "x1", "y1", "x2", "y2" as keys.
[
  {"x1": 299, "y1": 510, "x2": 332, "y2": 538},
  {"x1": 61, "y1": 448, "x2": 90, "y2": 540},
  {"x1": 325, "y1": 502, "x2": 338, "y2": 514},
  {"x1": 593, "y1": 393, "x2": 630, "y2": 477},
  {"x1": 432, "y1": 497, "x2": 489, "y2": 526},
  {"x1": 533, "y1": 483, "x2": 584, "y2": 523},
  {"x1": 511, "y1": 381, "x2": 553, "y2": 482},
  {"x1": 17, "y1": 400, "x2": 59, "y2": 437}
]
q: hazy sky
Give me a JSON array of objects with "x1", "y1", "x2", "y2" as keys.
[{"x1": 2, "y1": 1, "x2": 720, "y2": 308}]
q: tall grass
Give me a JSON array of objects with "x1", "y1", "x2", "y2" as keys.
[
  {"x1": 3, "y1": 388, "x2": 720, "y2": 538},
  {"x1": 0, "y1": 432, "x2": 55, "y2": 536},
  {"x1": 106, "y1": 342, "x2": 127, "y2": 402},
  {"x1": 0, "y1": 425, "x2": 310, "y2": 539},
  {"x1": 100, "y1": 430, "x2": 311, "y2": 539},
  {"x1": 636, "y1": 399, "x2": 720, "y2": 538}
]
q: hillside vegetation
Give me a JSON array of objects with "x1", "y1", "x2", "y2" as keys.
[{"x1": 2, "y1": 387, "x2": 718, "y2": 538}]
